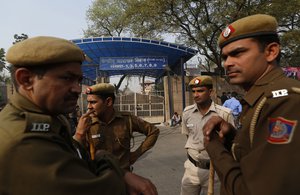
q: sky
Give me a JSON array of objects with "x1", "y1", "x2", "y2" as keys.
[
  {"x1": 0, "y1": 0, "x2": 146, "y2": 92},
  {"x1": 1, "y1": 0, "x2": 93, "y2": 51}
]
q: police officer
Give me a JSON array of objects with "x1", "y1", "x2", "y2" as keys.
[
  {"x1": 0, "y1": 36, "x2": 157, "y2": 195},
  {"x1": 74, "y1": 83, "x2": 160, "y2": 171},
  {"x1": 203, "y1": 14, "x2": 300, "y2": 195},
  {"x1": 180, "y1": 76, "x2": 235, "y2": 195}
]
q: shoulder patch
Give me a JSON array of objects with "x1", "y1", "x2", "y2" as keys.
[
  {"x1": 23, "y1": 112, "x2": 54, "y2": 133},
  {"x1": 268, "y1": 117, "x2": 297, "y2": 144},
  {"x1": 271, "y1": 89, "x2": 288, "y2": 98}
]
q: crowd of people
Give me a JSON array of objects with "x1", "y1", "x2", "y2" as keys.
[{"x1": 1, "y1": 13, "x2": 300, "y2": 195}]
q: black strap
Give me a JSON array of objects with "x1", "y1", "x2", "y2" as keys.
[{"x1": 187, "y1": 154, "x2": 210, "y2": 169}]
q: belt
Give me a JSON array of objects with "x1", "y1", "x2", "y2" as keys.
[{"x1": 187, "y1": 154, "x2": 210, "y2": 169}]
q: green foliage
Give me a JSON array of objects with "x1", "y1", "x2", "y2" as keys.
[
  {"x1": 0, "y1": 48, "x2": 5, "y2": 72},
  {"x1": 85, "y1": 0, "x2": 300, "y2": 70},
  {"x1": 0, "y1": 33, "x2": 28, "y2": 83},
  {"x1": 0, "y1": 48, "x2": 9, "y2": 83},
  {"x1": 13, "y1": 33, "x2": 28, "y2": 44},
  {"x1": 85, "y1": 0, "x2": 132, "y2": 37}
]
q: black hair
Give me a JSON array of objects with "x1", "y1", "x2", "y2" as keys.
[
  {"x1": 231, "y1": 91, "x2": 238, "y2": 97},
  {"x1": 252, "y1": 34, "x2": 281, "y2": 64},
  {"x1": 96, "y1": 93, "x2": 116, "y2": 104}
]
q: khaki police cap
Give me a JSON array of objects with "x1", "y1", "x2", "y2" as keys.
[
  {"x1": 218, "y1": 14, "x2": 278, "y2": 48},
  {"x1": 189, "y1": 76, "x2": 213, "y2": 87},
  {"x1": 86, "y1": 83, "x2": 115, "y2": 95},
  {"x1": 6, "y1": 36, "x2": 85, "y2": 66}
]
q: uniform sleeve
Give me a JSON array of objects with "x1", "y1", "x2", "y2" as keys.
[
  {"x1": 226, "y1": 112, "x2": 236, "y2": 128},
  {"x1": 207, "y1": 91, "x2": 300, "y2": 195},
  {"x1": 130, "y1": 115, "x2": 160, "y2": 163},
  {"x1": 4, "y1": 133, "x2": 126, "y2": 195},
  {"x1": 181, "y1": 112, "x2": 189, "y2": 135},
  {"x1": 238, "y1": 102, "x2": 242, "y2": 114},
  {"x1": 206, "y1": 139, "x2": 249, "y2": 195}
]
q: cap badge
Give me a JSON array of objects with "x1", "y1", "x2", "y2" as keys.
[
  {"x1": 222, "y1": 25, "x2": 235, "y2": 38},
  {"x1": 86, "y1": 87, "x2": 92, "y2": 94},
  {"x1": 194, "y1": 79, "x2": 200, "y2": 84}
]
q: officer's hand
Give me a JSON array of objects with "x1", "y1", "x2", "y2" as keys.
[
  {"x1": 203, "y1": 116, "x2": 234, "y2": 146},
  {"x1": 73, "y1": 109, "x2": 95, "y2": 142},
  {"x1": 124, "y1": 172, "x2": 158, "y2": 195}
]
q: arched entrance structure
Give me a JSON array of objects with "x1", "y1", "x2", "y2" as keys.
[{"x1": 71, "y1": 37, "x2": 197, "y2": 123}]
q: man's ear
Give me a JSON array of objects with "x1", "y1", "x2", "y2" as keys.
[
  {"x1": 106, "y1": 97, "x2": 113, "y2": 106},
  {"x1": 265, "y1": 42, "x2": 280, "y2": 63},
  {"x1": 209, "y1": 88, "x2": 214, "y2": 96},
  {"x1": 15, "y1": 68, "x2": 35, "y2": 90}
]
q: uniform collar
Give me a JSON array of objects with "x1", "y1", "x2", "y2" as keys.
[
  {"x1": 192, "y1": 101, "x2": 217, "y2": 115},
  {"x1": 10, "y1": 92, "x2": 64, "y2": 134},
  {"x1": 91, "y1": 109, "x2": 124, "y2": 125},
  {"x1": 11, "y1": 92, "x2": 45, "y2": 114},
  {"x1": 243, "y1": 67, "x2": 285, "y2": 106}
]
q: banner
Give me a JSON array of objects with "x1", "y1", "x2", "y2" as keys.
[
  {"x1": 282, "y1": 67, "x2": 300, "y2": 80},
  {"x1": 100, "y1": 56, "x2": 167, "y2": 70}
]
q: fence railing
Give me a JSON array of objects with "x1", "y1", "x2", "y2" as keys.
[{"x1": 114, "y1": 93, "x2": 164, "y2": 118}]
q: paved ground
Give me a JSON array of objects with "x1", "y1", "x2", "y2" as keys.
[{"x1": 132, "y1": 124, "x2": 186, "y2": 195}]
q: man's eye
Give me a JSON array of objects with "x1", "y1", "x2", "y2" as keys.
[
  {"x1": 60, "y1": 76, "x2": 72, "y2": 81},
  {"x1": 221, "y1": 55, "x2": 227, "y2": 61}
]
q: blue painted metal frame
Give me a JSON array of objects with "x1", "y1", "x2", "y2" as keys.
[{"x1": 71, "y1": 37, "x2": 197, "y2": 81}]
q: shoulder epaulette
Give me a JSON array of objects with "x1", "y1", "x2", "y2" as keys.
[
  {"x1": 292, "y1": 87, "x2": 300, "y2": 94},
  {"x1": 215, "y1": 104, "x2": 232, "y2": 114},
  {"x1": 183, "y1": 104, "x2": 195, "y2": 112}
]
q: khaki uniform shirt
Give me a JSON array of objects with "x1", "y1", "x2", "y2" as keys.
[
  {"x1": 182, "y1": 102, "x2": 235, "y2": 160},
  {"x1": 0, "y1": 92, "x2": 126, "y2": 195},
  {"x1": 207, "y1": 67, "x2": 300, "y2": 195},
  {"x1": 89, "y1": 112, "x2": 160, "y2": 170}
]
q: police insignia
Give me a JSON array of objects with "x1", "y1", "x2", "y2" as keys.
[
  {"x1": 85, "y1": 87, "x2": 92, "y2": 94},
  {"x1": 222, "y1": 25, "x2": 235, "y2": 38},
  {"x1": 268, "y1": 117, "x2": 297, "y2": 144}
]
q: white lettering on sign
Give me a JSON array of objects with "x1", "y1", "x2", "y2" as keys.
[
  {"x1": 272, "y1": 89, "x2": 288, "y2": 98},
  {"x1": 31, "y1": 123, "x2": 50, "y2": 132}
]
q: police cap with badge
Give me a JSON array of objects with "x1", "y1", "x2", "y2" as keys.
[
  {"x1": 6, "y1": 36, "x2": 85, "y2": 66},
  {"x1": 86, "y1": 83, "x2": 116, "y2": 95},
  {"x1": 189, "y1": 76, "x2": 213, "y2": 88},
  {"x1": 218, "y1": 14, "x2": 278, "y2": 49}
]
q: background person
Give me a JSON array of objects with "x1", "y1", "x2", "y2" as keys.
[
  {"x1": 74, "y1": 83, "x2": 160, "y2": 171},
  {"x1": 0, "y1": 36, "x2": 157, "y2": 195},
  {"x1": 180, "y1": 76, "x2": 235, "y2": 195},
  {"x1": 219, "y1": 92, "x2": 229, "y2": 105},
  {"x1": 203, "y1": 14, "x2": 300, "y2": 195},
  {"x1": 222, "y1": 91, "x2": 242, "y2": 128},
  {"x1": 171, "y1": 111, "x2": 182, "y2": 127}
]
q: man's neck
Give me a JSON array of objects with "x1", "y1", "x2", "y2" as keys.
[
  {"x1": 99, "y1": 108, "x2": 115, "y2": 124},
  {"x1": 197, "y1": 99, "x2": 212, "y2": 115}
]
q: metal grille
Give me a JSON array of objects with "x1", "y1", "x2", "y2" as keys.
[{"x1": 114, "y1": 93, "x2": 164, "y2": 117}]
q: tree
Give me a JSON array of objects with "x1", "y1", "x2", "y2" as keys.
[
  {"x1": 0, "y1": 48, "x2": 5, "y2": 72},
  {"x1": 0, "y1": 34, "x2": 29, "y2": 83},
  {"x1": 13, "y1": 33, "x2": 28, "y2": 44},
  {"x1": 84, "y1": 0, "x2": 132, "y2": 37},
  {"x1": 0, "y1": 48, "x2": 7, "y2": 82},
  {"x1": 85, "y1": 0, "x2": 300, "y2": 71}
]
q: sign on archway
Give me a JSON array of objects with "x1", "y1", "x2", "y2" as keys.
[{"x1": 100, "y1": 56, "x2": 167, "y2": 70}]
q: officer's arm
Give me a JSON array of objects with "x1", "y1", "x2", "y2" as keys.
[{"x1": 130, "y1": 115, "x2": 159, "y2": 163}]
